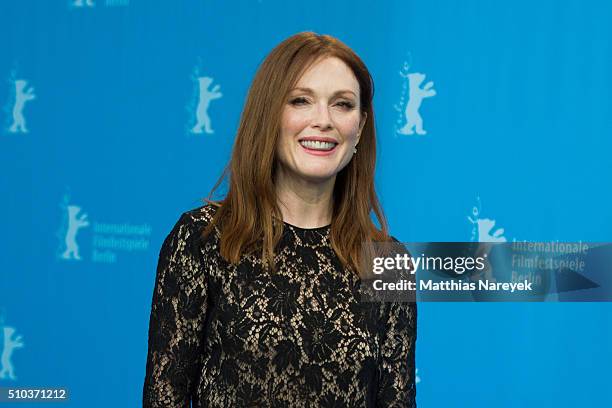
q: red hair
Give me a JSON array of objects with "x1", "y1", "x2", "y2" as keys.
[{"x1": 203, "y1": 31, "x2": 390, "y2": 277}]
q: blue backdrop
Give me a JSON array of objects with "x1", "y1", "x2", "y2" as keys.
[{"x1": 1, "y1": 0, "x2": 611, "y2": 406}]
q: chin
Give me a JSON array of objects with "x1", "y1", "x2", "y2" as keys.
[{"x1": 296, "y1": 167, "x2": 338, "y2": 183}]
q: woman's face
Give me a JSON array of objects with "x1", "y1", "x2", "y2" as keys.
[{"x1": 276, "y1": 56, "x2": 366, "y2": 184}]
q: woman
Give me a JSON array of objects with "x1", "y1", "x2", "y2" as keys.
[{"x1": 143, "y1": 32, "x2": 417, "y2": 407}]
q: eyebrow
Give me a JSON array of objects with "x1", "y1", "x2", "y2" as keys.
[{"x1": 289, "y1": 87, "x2": 357, "y2": 97}]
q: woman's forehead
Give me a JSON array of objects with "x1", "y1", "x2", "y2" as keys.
[{"x1": 292, "y1": 56, "x2": 360, "y2": 94}]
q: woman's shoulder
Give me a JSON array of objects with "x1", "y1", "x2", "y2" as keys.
[
  {"x1": 181, "y1": 202, "x2": 220, "y2": 227},
  {"x1": 165, "y1": 202, "x2": 221, "y2": 244}
]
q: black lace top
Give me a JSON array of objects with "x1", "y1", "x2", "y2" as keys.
[{"x1": 143, "y1": 205, "x2": 417, "y2": 407}]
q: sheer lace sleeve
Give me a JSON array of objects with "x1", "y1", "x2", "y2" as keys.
[
  {"x1": 143, "y1": 212, "x2": 208, "y2": 407},
  {"x1": 377, "y1": 300, "x2": 417, "y2": 407}
]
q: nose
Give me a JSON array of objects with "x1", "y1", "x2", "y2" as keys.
[{"x1": 311, "y1": 102, "x2": 333, "y2": 131}]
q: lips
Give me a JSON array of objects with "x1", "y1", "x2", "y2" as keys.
[
  {"x1": 296, "y1": 136, "x2": 340, "y2": 156},
  {"x1": 298, "y1": 136, "x2": 339, "y2": 144}
]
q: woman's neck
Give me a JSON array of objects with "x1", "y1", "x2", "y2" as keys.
[{"x1": 274, "y1": 168, "x2": 335, "y2": 229}]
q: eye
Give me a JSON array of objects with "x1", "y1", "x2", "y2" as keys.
[
  {"x1": 336, "y1": 100, "x2": 356, "y2": 109},
  {"x1": 289, "y1": 97, "x2": 309, "y2": 106}
]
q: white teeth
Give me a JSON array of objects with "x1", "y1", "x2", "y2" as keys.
[{"x1": 299, "y1": 140, "x2": 337, "y2": 151}]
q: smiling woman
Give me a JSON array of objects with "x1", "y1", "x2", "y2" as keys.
[
  {"x1": 278, "y1": 57, "x2": 366, "y2": 190},
  {"x1": 143, "y1": 32, "x2": 417, "y2": 407}
]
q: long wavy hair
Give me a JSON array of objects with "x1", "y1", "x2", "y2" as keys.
[{"x1": 202, "y1": 31, "x2": 390, "y2": 278}]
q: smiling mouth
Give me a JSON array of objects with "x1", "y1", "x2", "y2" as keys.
[{"x1": 298, "y1": 140, "x2": 338, "y2": 151}]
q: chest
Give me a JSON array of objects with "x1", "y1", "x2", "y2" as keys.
[{"x1": 202, "y1": 245, "x2": 383, "y2": 367}]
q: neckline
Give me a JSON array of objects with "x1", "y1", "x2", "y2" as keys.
[{"x1": 282, "y1": 220, "x2": 331, "y2": 232}]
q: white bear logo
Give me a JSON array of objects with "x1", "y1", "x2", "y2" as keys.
[
  {"x1": 0, "y1": 326, "x2": 24, "y2": 380},
  {"x1": 468, "y1": 200, "x2": 507, "y2": 243},
  {"x1": 398, "y1": 72, "x2": 436, "y2": 135},
  {"x1": 61, "y1": 205, "x2": 90, "y2": 260},
  {"x1": 191, "y1": 77, "x2": 222, "y2": 134},
  {"x1": 9, "y1": 79, "x2": 36, "y2": 134}
]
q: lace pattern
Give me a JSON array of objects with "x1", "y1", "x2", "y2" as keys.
[{"x1": 143, "y1": 205, "x2": 416, "y2": 407}]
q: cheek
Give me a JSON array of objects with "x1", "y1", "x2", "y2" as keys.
[
  {"x1": 337, "y1": 116, "x2": 361, "y2": 141},
  {"x1": 281, "y1": 110, "x2": 309, "y2": 135},
  {"x1": 278, "y1": 112, "x2": 304, "y2": 159}
]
